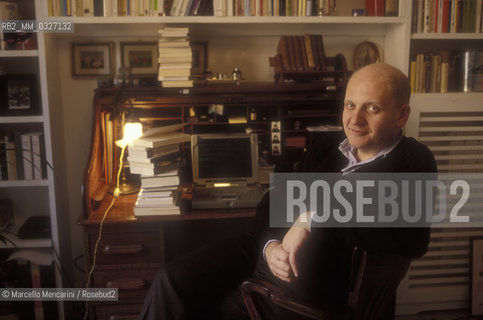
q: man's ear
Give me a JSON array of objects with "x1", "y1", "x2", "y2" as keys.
[{"x1": 397, "y1": 104, "x2": 410, "y2": 128}]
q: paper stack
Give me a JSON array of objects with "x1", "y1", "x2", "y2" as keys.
[{"x1": 158, "y1": 27, "x2": 193, "y2": 88}]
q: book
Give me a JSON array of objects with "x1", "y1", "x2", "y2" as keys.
[
  {"x1": 129, "y1": 158, "x2": 182, "y2": 176},
  {"x1": 134, "y1": 205, "x2": 181, "y2": 215},
  {"x1": 4, "y1": 135, "x2": 17, "y2": 180},
  {"x1": 128, "y1": 144, "x2": 180, "y2": 161},
  {"x1": 29, "y1": 132, "x2": 46, "y2": 180},
  {"x1": 410, "y1": 60, "x2": 416, "y2": 93},
  {"x1": 138, "y1": 187, "x2": 175, "y2": 198},
  {"x1": 365, "y1": 0, "x2": 385, "y2": 16},
  {"x1": 128, "y1": 151, "x2": 183, "y2": 168},
  {"x1": 21, "y1": 133, "x2": 33, "y2": 180},
  {"x1": 161, "y1": 80, "x2": 194, "y2": 87},
  {"x1": 13, "y1": 132, "x2": 24, "y2": 180},
  {"x1": 304, "y1": 33, "x2": 315, "y2": 70},
  {"x1": 0, "y1": 140, "x2": 7, "y2": 180},
  {"x1": 277, "y1": 36, "x2": 291, "y2": 71},
  {"x1": 141, "y1": 171, "x2": 180, "y2": 188}
]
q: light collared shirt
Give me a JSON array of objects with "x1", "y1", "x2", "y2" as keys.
[
  {"x1": 262, "y1": 132, "x2": 404, "y2": 259},
  {"x1": 338, "y1": 131, "x2": 403, "y2": 174}
]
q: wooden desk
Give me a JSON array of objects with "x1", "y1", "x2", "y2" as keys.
[
  {"x1": 78, "y1": 196, "x2": 256, "y2": 320},
  {"x1": 79, "y1": 83, "x2": 345, "y2": 319}
]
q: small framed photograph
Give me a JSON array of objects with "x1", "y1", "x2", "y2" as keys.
[
  {"x1": 0, "y1": 74, "x2": 40, "y2": 116},
  {"x1": 353, "y1": 41, "x2": 380, "y2": 70},
  {"x1": 472, "y1": 237, "x2": 483, "y2": 315},
  {"x1": 191, "y1": 41, "x2": 207, "y2": 78},
  {"x1": 71, "y1": 42, "x2": 114, "y2": 78},
  {"x1": 121, "y1": 42, "x2": 158, "y2": 76}
]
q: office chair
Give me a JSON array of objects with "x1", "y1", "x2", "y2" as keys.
[{"x1": 241, "y1": 247, "x2": 411, "y2": 320}]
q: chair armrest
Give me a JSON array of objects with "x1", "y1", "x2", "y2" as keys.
[{"x1": 241, "y1": 278, "x2": 350, "y2": 320}]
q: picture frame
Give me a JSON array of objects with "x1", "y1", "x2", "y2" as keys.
[
  {"x1": 471, "y1": 237, "x2": 483, "y2": 315},
  {"x1": 71, "y1": 42, "x2": 114, "y2": 78},
  {"x1": 353, "y1": 41, "x2": 380, "y2": 70},
  {"x1": 191, "y1": 42, "x2": 207, "y2": 78},
  {"x1": 0, "y1": 74, "x2": 40, "y2": 116},
  {"x1": 120, "y1": 42, "x2": 158, "y2": 76}
]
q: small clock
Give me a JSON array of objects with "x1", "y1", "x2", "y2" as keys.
[{"x1": 353, "y1": 41, "x2": 380, "y2": 70}]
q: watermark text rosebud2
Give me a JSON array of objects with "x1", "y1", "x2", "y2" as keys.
[{"x1": 269, "y1": 173, "x2": 480, "y2": 228}]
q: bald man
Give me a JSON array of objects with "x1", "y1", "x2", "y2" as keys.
[
  {"x1": 252, "y1": 63, "x2": 436, "y2": 319},
  {"x1": 138, "y1": 64, "x2": 436, "y2": 320}
]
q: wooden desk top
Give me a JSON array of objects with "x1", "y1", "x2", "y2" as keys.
[{"x1": 78, "y1": 192, "x2": 256, "y2": 226}]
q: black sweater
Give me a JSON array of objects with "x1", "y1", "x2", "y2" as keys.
[{"x1": 253, "y1": 133, "x2": 437, "y2": 307}]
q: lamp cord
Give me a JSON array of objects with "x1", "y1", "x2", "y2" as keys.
[{"x1": 83, "y1": 144, "x2": 127, "y2": 320}]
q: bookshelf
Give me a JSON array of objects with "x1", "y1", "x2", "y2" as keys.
[{"x1": 0, "y1": 0, "x2": 66, "y2": 319}]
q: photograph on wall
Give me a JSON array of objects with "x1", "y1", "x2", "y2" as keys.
[
  {"x1": 121, "y1": 42, "x2": 158, "y2": 76},
  {"x1": 71, "y1": 42, "x2": 114, "y2": 78}
]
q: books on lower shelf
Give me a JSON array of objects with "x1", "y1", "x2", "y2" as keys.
[
  {"x1": 410, "y1": 50, "x2": 483, "y2": 93},
  {"x1": 0, "y1": 133, "x2": 46, "y2": 181}
]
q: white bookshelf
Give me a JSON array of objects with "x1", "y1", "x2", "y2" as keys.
[{"x1": 0, "y1": 0, "x2": 65, "y2": 318}]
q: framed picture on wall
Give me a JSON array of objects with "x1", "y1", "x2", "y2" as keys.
[
  {"x1": 120, "y1": 42, "x2": 158, "y2": 76},
  {"x1": 0, "y1": 74, "x2": 40, "y2": 116},
  {"x1": 472, "y1": 237, "x2": 483, "y2": 315},
  {"x1": 71, "y1": 42, "x2": 114, "y2": 78},
  {"x1": 191, "y1": 41, "x2": 207, "y2": 78}
]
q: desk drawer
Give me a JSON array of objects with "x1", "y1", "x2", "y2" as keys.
[
  {"x1": 87, "y1": 230, "x2": 163, "y2": 266},
  {"x1": 93, "y1": 302, "x2": 143, "y2": 320},
  {"x1": 93, "y1": 267, "x2": 159, "y2": 300}
]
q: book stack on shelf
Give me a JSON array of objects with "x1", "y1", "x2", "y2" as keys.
[
  {"x1": 128, "y1": 124, "x2": 190, "y2": 216},
  {"x1": 269, "y1": 34, "x2": 347, "y2": 85},
  {"x1": 0, "y1": 133, "x2": 47, "y2": 181},
  {"x1": 412, "y1": 0, "x2": 482, "y2": 33},
  {"x1": 158, "y1": 27, "x2": 193, "y2": 88}
]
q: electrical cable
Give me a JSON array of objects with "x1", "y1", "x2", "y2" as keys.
[{"x1": 82, "y1": 142, "x2": 127, "y2": 320}]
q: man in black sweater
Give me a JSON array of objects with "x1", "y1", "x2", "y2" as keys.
[{"x1": 138, "y1": 63, "x2": 436, "y2": 320}]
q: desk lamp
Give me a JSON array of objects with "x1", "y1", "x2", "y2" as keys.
[{"x1": 112, "y1": 108, "x2": 143, "y2": 197}]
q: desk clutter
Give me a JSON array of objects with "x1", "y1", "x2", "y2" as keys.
[{"x1": 128, "y1": 124, "x2": 190, "y2": 216}]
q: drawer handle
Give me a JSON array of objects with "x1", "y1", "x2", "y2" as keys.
[
  {"x1": 105, "y1": 278, "x2": 147, "y2": 290},
  {"x1": 108, "y1": 314, "x2": 139, "y2": 320},
  {"x1": 102, "y1": 244, "x2": 144, "y2": 255}
]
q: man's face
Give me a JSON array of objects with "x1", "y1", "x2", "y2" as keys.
[{"x1": 342, "y1": 70, "x2": 408, "y2": 160}]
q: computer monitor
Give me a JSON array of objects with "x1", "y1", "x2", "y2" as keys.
[{"x1": 191, "y1": 133, "x2": 259, "y2": 185}]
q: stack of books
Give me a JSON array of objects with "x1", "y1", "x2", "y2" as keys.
[
  {"x1": 128, "y1": 124, "x2": 191, "y2": 216},
  {"x1": 158, "y1": 27, "x2": 193, "y2": 88}
]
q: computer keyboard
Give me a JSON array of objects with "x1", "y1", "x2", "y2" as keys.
[
  {"x1": 192, "y1": 184, "x2": 265, "y2": 209},
  {"x1": 194, "y1": 185, "x2": 263, "y2": 199}
]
